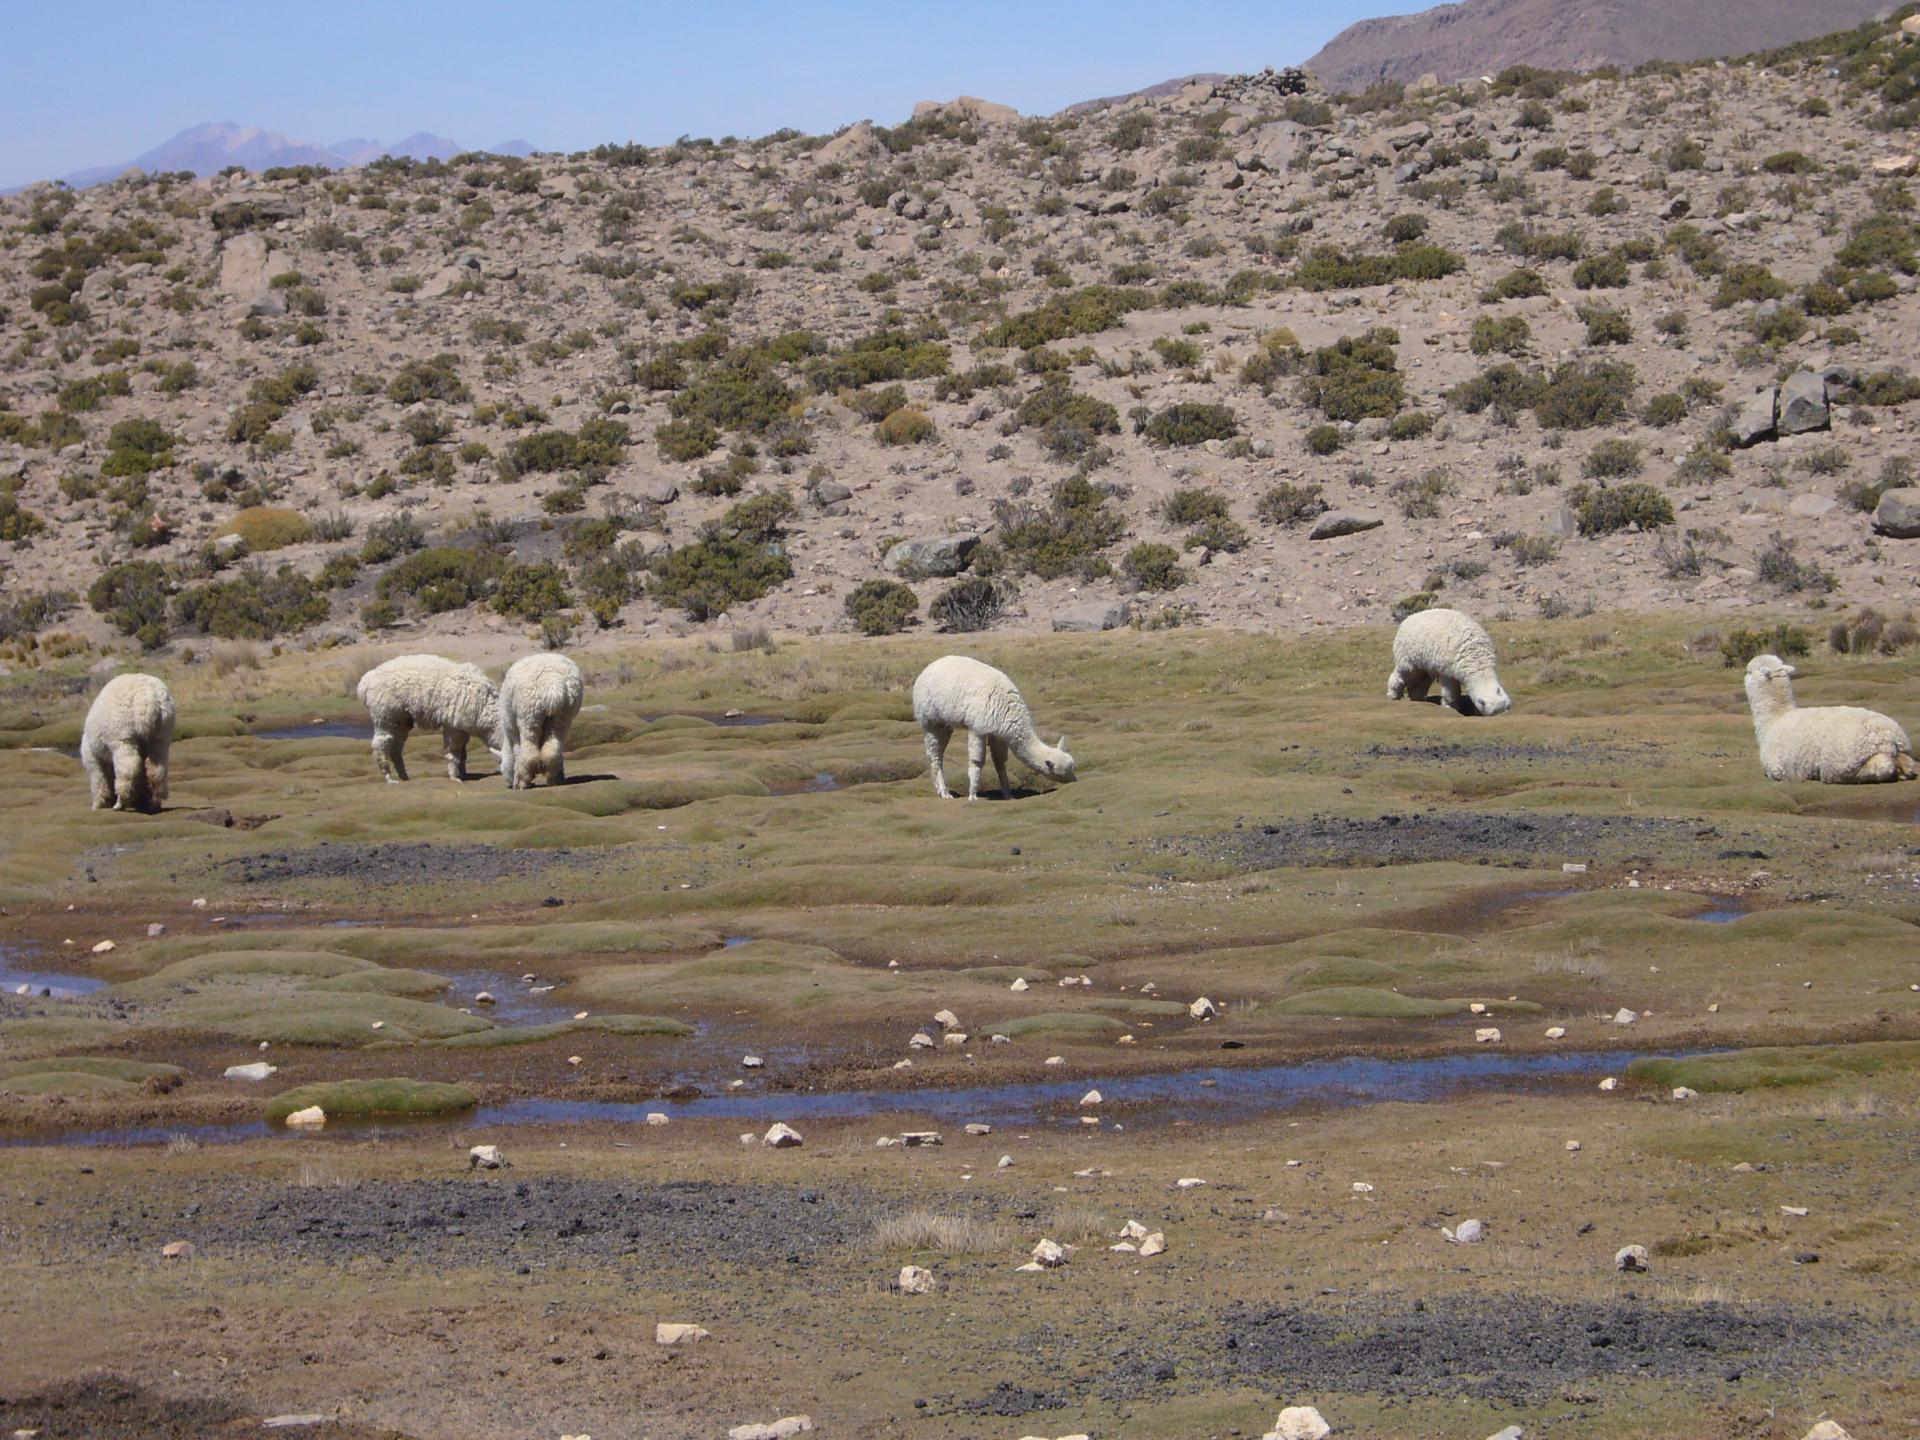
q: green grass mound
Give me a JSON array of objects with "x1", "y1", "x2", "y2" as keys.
[
  {"x1": 431, "y1": 1014, "x2": 693, "y2": 1048},
  {"x1": 982, "y1": 1012, "x2": 1126, "y2": 1040},
  {"x1": 307, "y1": 968, "x2": 451, "y2": 997},
  {"x1": 1291, "y1": 957, "x2": 1406, "y2": 988},
  {"x1": 1090, "y1": 997, "x2": 1189, "y2": 1017},
  {"x1": 0, "y1": 1057, "x2": 184, "y2": 1096},
  {"x1": 0, "y1": 1017, "x2": 129, "y2": 1061},
  {"x1": 266, "y1": 1078, "x2": 477, "y2": 1125},
  {"x1": 1267, "y1": 987, "x2": 1462, "y2": 1019},
  {"x1": 166, "y1": 991, "x2": 493, "y2": 1046},
  {"x1": 129, "y1": 949, "x2": 378, "y2": 992},
  {"x1": 576, "y1": 940, "x2": 896, "y2": 1013},
  {"x1": 1628, "y1": 1041, "x2": 1920, "y2": 1093}
]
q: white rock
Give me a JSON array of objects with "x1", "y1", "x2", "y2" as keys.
[
  {"x1": 1118, "y1": 1219, "x2": 1150, "y2": 1241},
  {"x1": 1566, "y1": 1140, "x2": 1582, "y2": 1152},
  {"x1": 1446, "y1": 1218, "x2": 1487, "y2": 1244},
  {"x1": 283, "y1": 1106, "x2": 326, "y2": 1128},
  {"x1": 369, "y1": 1021, "x2": 385, "y2": 1031},
  {"x1": 1029, "y1": 1238, "x2": 1068, "y2": 1267},
  {"x1": 1801, "y1": 1422, "x2": 1853, "y2": 1440},
  {"x1": 1264, "y1": 1405, "x2": 1332, "y2": 1440},
  {"x1": 223, "y1": 1062, "x2": 277, "y2": 1082},
  {"x1": 1486, "y1": 1427, "x2": 1526, "y2": 1440},
  {"x1": 998, "y1": 1154, "x2": 1013, "y2": 1169},
  {"x1": 474, "y1": 991, "x2": 495, "y2": 1005},
  {"x1": 655, "y1": 1322, "x2": 710, "y2": 1345},
  {"x1": 90, "y1": 940, "x2": 115, "y2": 954},
  {"x1": 1138, "y1": 1232, "x2": 1166, "y2": 1257},
  {"x1": 161, "y1": 1240, "x2": 195, "y2": 1259},
  {"x1": 728, "y1": 1417, "x2": 813, "y2": 1440},
  {"x1": 990, "y1": 1034, "x2": 1010, "y2": 1044},
  {"x1": 1189, "y1": 996, "x2": 1218, "y2": 1019},
  {"x1": 763, "y1": 1122, "x2": 804, "y2": 1148},
  {"x1": 1043, "y1": 1055, "x2": 1064, "y2": 1066},
  {"x1": 898, "y1": 1264, "x2": 935, "y2": 1294},
  {"x1": 1110, "y1": 1241, "x2": 1137, "y2": 1254},
  {"x1": 1079, "y1": 1089, "x2": 1102, "y2": 1106},
  {"x1": 1544, "y1": 1026, "x2": 1566, "y2": 1039},
  {"x1": 1352, "y1": 1182, "x2": 1375, "y2": 1194},
  {"x1": 943, "y1": 1032, "x2": 968, "y2": 1045},
  {"x1": 647, "y1": 1112, "x2": 670, "y2": 1126},
  {"x1": 909, "y1": 1032, "x2": 934, "y2": 1049},
  {"x1": 901, "y1": 1131, "x2": 942, "y2": 1146},
  {"x1": 1612, "y1": 1008, "x2": 1638, "y2": 1026},
  {"x1": 1010, "y1": 977, "x2": 1029, "y2": 992},
  {"x1": 964, "y1": 1123, "x2": 992, "y2": 1136},
  {"x1": 933, "y1": 1008, "x2": 959, "y2": 1029},
  {"x1": 1599, "y1": 1077, "x2": 1619, "y2": 1091},
  {"x1": 467, "y1": 1144, "x2": 508, "y2": 1170},
  {"x1": 1117, "y1": 1034, "x2": 1135, "y2": 1044},
  {"x1": 742, "y1": 1054, "x2": 765, "y2": 1068},
  {"x1": 1672, "y1": 1086, "x2": 1698, "y2": 1101},
  {"x1": 1781, "y1": 1205, "x2": 1809, "y2": 1217},
  {"x1": 892, "y1": 1059, "x2": 914, "y2": 1071},
  {"x1": 146, "y1": 923, "x2": 166, "y2": 938},
  {"x1": 1175, "y1": 1177, "x2": 1207, "y2": 1189},
  {"x1": 1475, "y1": 1028, "x2": 1501, "y2": 1044},
  {"x1": 1615, "y1": 1244, "x2": 1650, "y2": 1272},
  {"x1": 191, "y1": 897, "x2": 208, "y2": 908},
  {"x1": 1708, "y1": 1003, "x2": 1721, "y2": 1013},
  {"x1": 1469, "y1": 1002, "x2": 1486, "y2": 1014}
]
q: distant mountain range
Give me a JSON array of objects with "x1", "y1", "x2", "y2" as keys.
[
  {"x1": 42, "y1": 122, "x2": 538, "y2": 189},
  {"x1": 1303, "y1": 0, "x2": 1894, "y2": 93}
]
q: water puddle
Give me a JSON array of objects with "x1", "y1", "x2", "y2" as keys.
[
  {"x1": 2, "y1": 1047, "x2": 1697, "y2": 1149},
  {"x1": 252, "y1": 720, "x2": 374, "y2": 741},
  {"x1": 0, "y1": 942, "x2": 107, "y2": 1001},
  {"x1": 641, "y1": 712, "x2": 788, "y2": 728},
  {"x1": 1801, "y1": 793, "x2": 1920, "y2": 826},
  {"x1": 766, "y1": 772, "x2": 840, "y2": 795},
  {"x1": 1691, "y1": 895, "x2": 1750, "y2": 924},
  {"x1": 438, "y1": 970, "x2": 582, "y2": 1026}
]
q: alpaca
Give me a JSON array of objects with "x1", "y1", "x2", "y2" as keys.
[
  {"x1": 81, "y1": 673, "x2": 176, "y2": 812},
  {"x1": 498, "y1": 652, "x2": 584, "y2": 789},
  {"x1": 1387, "y1": 608, "x2": 1512, "y2": 716},
  {"x1": 911, "y1": 654, "x2": 1075, "y2": 801},
  {"x1": 354, "y1": 654, "x2": 499, "y2": 783},
  {"x1": 1744, "y1": 653, "x2": 1916, "y2": 783}
]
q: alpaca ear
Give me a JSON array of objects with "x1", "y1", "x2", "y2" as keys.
[{"x1": 1057, "y1": 734, "x2": 1068, "y2": 751}]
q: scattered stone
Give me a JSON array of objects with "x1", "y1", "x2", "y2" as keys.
[
  {"x1": 1189, "y1": 996, "x2": 1219, "y2": 1019},
  {"x1": 262, "y1": 1417, "x2": 332, "y2": 1431},
  {"x1": 1871, "y1": 487, "x2": 1920, "y2": 539},
  {"x1": 1777, "y1": 371, "x2": 1829, "y2": 435},
  {"x1": 655, "y1": 1322, "x2": 710, "y2": 1345},
  {"x1": 647, "y1": 1113, "x2": 669, "y2": 1126},
  {"x1": 933, "y1": 1008, "x2": 960, "y2": 1029},
  {"x1": 743, "y1": 1054, "x2": 765, "y2": 1068},
  {"x1": 1801, "y1": 1422, "x2": 1853, "y2": 1440},
  {"x1": 467, "y1": 1144, "x2": 508, "y2": 1170},
  {"x1": 1612, "y1": 1008, "x2": 1638, "y2": 1026},
  {"x1": 1138, "y1": 1232, "x2": 1167, "y2": 1257},
  {"x1": 900, "y1": 1131, "x2": 942, "y2": 1147},
  {"x1": 884, "y1": 533, "x2": 979, "y2": 579},
  {"x1": 1446, "y1": 1218, "x2": 1486, "y2": 1244},
  {"x1": 1475, "y1": 1027, "x2": 1502, "y2": 1044},
  {"x1": 1730, "y1": 387, "x2": 1778, "y2": 447},
  {"x1": 283, "y1": 1106, "x2": 326, "y2": 1128},
  {"x1": 1599, "y1": 1077, "x2": 1619, "y2": 1092},
  {"x1": 1615, "y1": 1244, "x2": 1650, "y2": 1272},
  {"x1": 728, "y1": 1418, "x2": 813, "y2": 1440},
  {"x1": 90, "y1": 940, "x2": 115, "y2": 955},
  {"x1": 964, "y1": 1123, "x2": 991, "y2": 1136},
  {"x1": 160, "y1": 1240, "x2": 195, "y2": 1259},
  {"x1": 1544, "y1": 1026, "x2": 1567, "y2": 1040},
  {"x1": 1079, "y1": 1089, "x2": 1102, "y2": 1106},
  {"x1": 1672, "y1": 1086, "x2": 1699, "y2": 1101},
  {"x1": 1308, "y1": 511, "x2": 1383, "y2": 541},
  {"x1": 1009, "y1": 977, "x2": 1029, "y2": 992},
  {"x1": 1264, "y1": 1405, "x2": 1332, "y2": 1440},
  {"x1": 1352, "y1": 1182, "x2": 1375, "y2": 1194},
  {"x1": 1050, "y1": 599, "x2": 1131, "y2": 633},
  {"x1": 146, "y1": 922, "x2": 166, "y2": 938},
  {"x1": 224, "y1": 1062, "x2": 277, "y2": 1082},
  {"x1": 898, "y1": 1264, "x2": 935, "y2": 1294},
  {"x1": 1566, "y1": 1140, "x2": 1582, "y2": 1152},
  {"x1": 1486, "y1": 1427, "x2": 1525, "y2": 1440},
  {"x1": 1175, "y1": 1177, "x2": 1208, "y2": 1189},
  {"x1": 1028, "y1": 1238, "x2": 1068, "y2": 1268}
]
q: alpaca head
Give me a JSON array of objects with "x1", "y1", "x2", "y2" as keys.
[
  {"x1": 1464, "y1": 675, "x2": 1511, "y2": 716},
  {"x1": 1744, "y1": 653, "x2": 1797, "y2": 709},
  {"x1": 1036, "y1": 734, "x2": 1077, "y2": 784}
]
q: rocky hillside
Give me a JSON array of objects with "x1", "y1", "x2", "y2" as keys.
[
  {"x1": 2, "y1": 17, "x2": 1918, "y2": 662},
  {"x1": 1305, "y1": 0, "x2": 1891, "y2": 94}
]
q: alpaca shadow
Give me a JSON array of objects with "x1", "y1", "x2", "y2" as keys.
[
  {"x1": 1414, "y1": 695, "x2": 1482, "y2": 717},
  {"x1": 554, "y1": 772, "x2": 618, "y2": 786}
]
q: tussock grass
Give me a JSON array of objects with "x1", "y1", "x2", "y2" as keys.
[
  {"x1": 0, "y1": 1057, "x2": 183, "y2": 1096},
  {"x1": 982, "y1": 1012, "x2": 1126, "y2": 1040},
  {"x1": 1628, "y1": 1041, "x2": 1920, "y2": 1093},
  {"x1": 430, "y1": 1013, "x2": 691, "y2": 1047},
  {"x1": 1266, "y1": 987, "x2": 1462, "y2": 1019},
  {"x1": 265, "y1": 1078, "x2": 477, "y2": 1124},
  {"x1": 871, "y1": 1209, "x2": 1012, "y2": 1255}
]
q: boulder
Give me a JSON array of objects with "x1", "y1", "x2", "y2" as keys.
[
  {"x1": 634, "y1": 476, "x2": 679, "y2": 506},
  {"x1": 1029, "y1": 1238, "x2": 1068, "y2": 1268},
  {"x1": 467, "y1": 1144, "x2": 508, "y2": 1170},
  {"x1": 1801, "y1": 1423, "x2": 1854, "y2": 1440},
  {"x1": 1308, "y1": 511, "x2": 1384, "y2": 540},
  {"x1": 1236, "y1": 121, "x2": 1304, "y2": 173},
  {"x1": 161, "y1": 1240, "x2": 196, "y2": 1259},
  {"x1": 1137, "y1": 1232, "x2": 1166, "y2": 1257},
  {"x1": 818, "y1": 120, "x2": 886, "y2": 166},
  {"x1": 1730, "y1": 387, "x2": 1778, "y2": 447},
  {"x1": 1447, "y1": 1218, "x2": 1486, "y2": 1244},
  {"x1": 1615, "y1": 1244, "x2": 1650, "y2": 1272},
  {"x1": 1050, "y1": 599, "x2": 1130, "y2": 632},
  {"x1": 1872, "y1": 487, "x2": 1920, "y2": 539},
  {"x1": 1776, "y1": 371, "x2": 1829, "y2": 435},
  {"x1": 898, "y1": 1264, "x2": 935, "y2": 1294},
  {"x1": 1189, "y1": 996, "x2": 1218, "y2": 1019},
  {"x1": 223, "y1": 1062, "x2": 277, "y2": 1082},
  {"x1": 209, "y1": 193, "x2": 299, "y2": 232},
  {"x1": 763, "y1": 1122, "x2": 804, "y2": 1148},
  {"x1": 217, "y1": 234, "x2": 276, "y2": 303},
  {"x1": 1264, "y1": 1407, "x2": 1332, "y2": 1440},
  {"x1": 728, "y1": 1420, "x2": 813, "y2": 1440},
  {"x1": 654, "y1": 1322, "x2": 710, "y2": 1345},
  {"x1": 884, "y1": 533, "x2": 979, "y2": 579},
  {"x1": 283, "y1": 1106, "x2": 326, "y2": 1128},
  {"x1": 1787, "y1": 494, "x2": 1836, "y2": 519}
]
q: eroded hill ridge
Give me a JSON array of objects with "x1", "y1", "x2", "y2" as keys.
[{"x1": 2, "y1": 15, "x2": 1918, "y2": 658}]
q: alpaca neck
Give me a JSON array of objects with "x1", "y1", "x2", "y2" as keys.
[
  {"x1": 1747, "y1": 683, "x2": 1793, "y2": 742},
  {"x1": 1011, "y1": 732, "x2": 1055, "y2": 770}
]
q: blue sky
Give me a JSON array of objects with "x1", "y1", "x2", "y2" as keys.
[{"x1": 0, "y1": 1, "x2": 1401, "y2": 186}]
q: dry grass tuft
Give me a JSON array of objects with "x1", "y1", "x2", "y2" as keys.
[{"x1": 871, "y1": 1208, "x2": 1011, "y2": 1255}]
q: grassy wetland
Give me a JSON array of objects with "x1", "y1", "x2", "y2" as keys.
[{"x1": 1, "y1": 618, "x2": 1917, "y2": 1439}]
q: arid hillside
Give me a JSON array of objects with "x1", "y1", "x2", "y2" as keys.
[
  {"x1": 2, "y1": 15, "x2": 1919, "y2": 662},
  {"x1": 1305, "y1": 0, "x2": 1892, "y2": 93}
]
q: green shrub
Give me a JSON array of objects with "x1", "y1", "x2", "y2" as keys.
[
  {"x1": 1299, "y1": 330, "x2": 1402, "y2": 421},
  {"x1": 1448, "y1": 362, "x2": 1545, "y2": 422},
  {"x1": 844, "y1": 578, "x2": 919, "y2": 635},
  {"x1": 493, "y1": 561, "x2": 573, "y2": 621},
  {"x1": 842, "y1": 383, "x2": 908, "y2": 422},
  {"x1": 1755, "y1": 533, "x2": 1834, "y2": 594},
  {"x1": 1255, "y1": 482, "x2": 1327, "y2": 527},
  {"x1": 1121, "y1": 542, "x2": 1185, "y2": 591},
  {"x1": 980, "y1": 285, "x2": 1155, "y2": 348},
  {"x1": 1482, "y1": 267, "x2": 1548, "y2": 301},
  {"x1": 1713, "y1": 263, "x2": 1787, "y2": 309},
  {"x1": 386, "y1": 354, "x2": 469, "y2": 405},
  {"x1": 1392, "y1": 591, "x2": 1438, "y2": 621},
  {"x1": 1142, "y1": 403, "x2": 1237, "y2": 446},
  {"x1": 1015, "y1": 381, "x2": 1120, "y2": 438},
  {"x1": 1388, "y1": 410, "x2": 1436, "y2": 442},
  {"x1": 656, "y1": 418, "x2": 719, "y2": 462},
  {"x1": 0, "y1": 486, "x2": 46, "y2": 542},
  {"x1": 175, "y1": 565, "x2": 329, "y2": 639},
  {"x1": 1571, "y1": 252, "x2": 1630, "y2": 289},
  {"x1": 1305, "y1": 424, "x2": 1344, "y2": 455},
  {"x1": 1162, "y1": 489, "x2": 1231, "y2": 526},
  {"x1": 1574, "y1": 481, "x2": 1672, "y2": 535},
  {"x1": 58, "y1": 370, "x2": 131, "y2": 413},
  {"x1": 929, "y1": 576, "x2": 1008, "y2": 632},
  {"x1": 1382, "y1": 213, "x2": 1429, "y2": 244},
  {"x1": 1392, "y1": 468, "x2": 1455, "y2": 519},
  {"x1": 1583, "y1": 438, "x2": 1643, "y2": 479},
  {"x1": 1470, "y1": 314, "x2": 1531, "y2": 356},
  {"x1": 377, "y1": 546, "x2": 506, "y2": 614},
  {"x1": 87, "y1": 560, "x2": 171, "y2": 646},
  {"x1": 1506, "y1": 534, "x2": 1559, "y2": 567},
  {"x1": 1536, "y1": 359, "x2": 1635, "y2": 430},
  {"x1": 1643, "y1": 392, "x2": 1687, "y2": 427},
  {"x1": 987, "y1": 475, "x2": 1124, "y2": 579},
  {"x1": 1720, "y1": 623, "x2": 1809, "y2": 668},
  {"x1": 1578, "y1": 305, "x2": 1631, "y2": 345},
  {"x1": 650, "y1": 492, "x2": 796, "y2": 619},
  {"x1": 876, "y1": 408, "x2": 935, "y2": 445}
]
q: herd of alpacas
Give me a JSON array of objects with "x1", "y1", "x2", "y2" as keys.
[{"x1": 77, "y1": 607, "x2": 1916, "y2": 813}]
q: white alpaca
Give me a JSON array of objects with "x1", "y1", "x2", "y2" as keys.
[
  {"x1": 1387, "y1": 607, "x2": 1512, "y2": 716},
  {"x1": 81, "y1": 673, "x2": 176, "y2": 812},
  {"x1": 1743, "y1": 654, "x2": 1916, "y2": 784},
  {"x1": 911, "y1": 655, "x2": 1076, "y2": 801},
  {"x1": 498, "y1": 652, "x2": 584, "y2": 789},
  {"x1": 354, "y1": 654, "x2": 500, "y2": 783}
]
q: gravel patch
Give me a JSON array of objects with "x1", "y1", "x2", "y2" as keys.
[{"x1": 220, "y1": 842, "x2": 603, "y2": 887}]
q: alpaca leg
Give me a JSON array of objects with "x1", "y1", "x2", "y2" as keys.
[
  {"x1": 1387, "y1": 665, "x2": 1408, "y2": 701},
  {"x1": 966, "y1": 731, "x2": 987, "y2": 802},
  {"x1": 1438, "y1": 676, "x2": 1464, "y2": 713},
  {"x1": 989, "y1": 737, "x2": 1012, "y2": 800},
  {"x1": 145, "y1": 732, "x2": 171, "y2": 805},
  {"x1": 547, "y1": 715, "x2": 571, "y2": 784},
  {"x1": 373, "y1": 719, "x2": 411, "y2": 782},
  {"x1": 923, "y1": 726, "x2": 954, "y2": 799},
  {"x1": 443, "y1": 728, "x2": 469, "y2": 782},
  {"x1": 1402, "y1": 667, "x2": 1432, "y2": 701},
  {"x1": 85, "y1": 747, "x2": 113, "y2": 810},
  {"x1": 514, "y1": 721, "x2": 541, "y2": 789},
  {"x1": 111, "y1": 741, "x2": 145, "y2": 811}
]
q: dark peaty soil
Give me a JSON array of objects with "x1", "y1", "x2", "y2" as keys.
[
  {"x1": 0, "y1": 1376, "x2": 412, "y2": 1439},
  {"x1": 219, "y1": 842, "x2": 604, "y2": 887}
]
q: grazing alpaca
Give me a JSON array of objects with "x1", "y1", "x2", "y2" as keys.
[
  {"x1": 1744, "y1": 653, "x2": 1916, "y2": 783},
  {"x1": 498, "y1": 652, "x2": 584, "y2": 789},
  {"x1": 354, "y1": 654, "x2": 499, "y2": 783},
  {"x1": 82, "y1": 673, "x2": 176, "y2": 812},
  {"x1": 1387, "y1": 607, "x2": 1512, "y2": 716},
  {"x1": 911, "y1": 654, "x2": 1076, "y2": 801}
]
